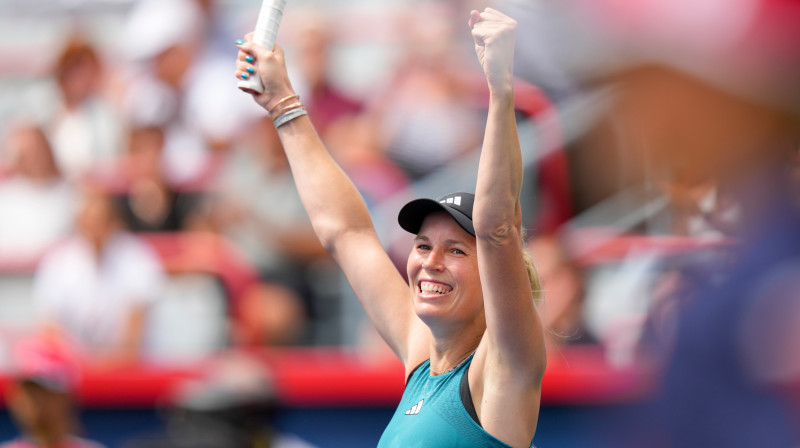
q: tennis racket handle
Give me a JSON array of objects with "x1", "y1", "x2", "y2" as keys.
[{"x1": 238, "y1": 0, "x2": 288, "y2": 94}]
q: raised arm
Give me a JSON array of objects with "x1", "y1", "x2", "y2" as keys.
[
  {"x1": 468, "y1": 8, "x2": 546, "y2": 446},
  {"x1": 234, "y1": 39, "x2": 426, "y2": 365}
]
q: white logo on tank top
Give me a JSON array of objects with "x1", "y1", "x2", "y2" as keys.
[{"x1": 404, "y1": 399, "x2": 424, "y2": 415}]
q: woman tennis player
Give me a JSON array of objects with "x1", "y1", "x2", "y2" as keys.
[{"x1": 235, "y1": 8, "x2": 545, "y2": 447}]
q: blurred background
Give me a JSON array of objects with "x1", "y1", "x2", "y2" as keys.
[{"x1": 0, "y1": 0, "x2": 798, "y2": 447}]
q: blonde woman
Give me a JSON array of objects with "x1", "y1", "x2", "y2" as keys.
[{"x1": 235, "y1": 8, "x2": 545, "y2": 447}]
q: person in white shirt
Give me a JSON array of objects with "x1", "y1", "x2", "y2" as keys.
[
  {"x1": 31, "y1": 183, "x2": 165, "y2": 366},
  {"x1": 0, "y1": 123, "x2": 77, "y2": 262}
]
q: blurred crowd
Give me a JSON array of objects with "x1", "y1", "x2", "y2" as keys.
[
  {"x1": 0, "y1": 0, "x2": 530, "y2": 365},
  {"x1": 0, "y1": 0, "x2": 798, "y2": 445}
]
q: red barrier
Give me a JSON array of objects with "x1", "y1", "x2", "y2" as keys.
[{"x1": 0, "y1": 345, "x2": 654, "y2": 408}]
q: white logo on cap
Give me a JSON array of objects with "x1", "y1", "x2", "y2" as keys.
[{"x1": 441, "y1": 196, "x2": 461, "y2": 206}]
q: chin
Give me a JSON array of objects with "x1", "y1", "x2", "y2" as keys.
[
  {"x1": 415, "y1": 298, "x2": 462, "y2": 325},
  {"x1": 414, "y1": 301, "x2": 446, "y2": 321}
]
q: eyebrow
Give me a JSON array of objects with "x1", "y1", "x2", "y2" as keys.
[{"x1": 414, "y1": 235, "x2": 470, "y2": 247}]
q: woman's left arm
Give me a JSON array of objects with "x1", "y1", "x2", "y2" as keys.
[
  {"x1": 469, "y1": 8, "x2": 546, "y2": 446},
  {"x1": 471, "y1": 7, "x2": 546, "y2": 378}
]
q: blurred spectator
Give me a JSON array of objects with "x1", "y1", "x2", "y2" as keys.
[
  {"x1": 1, "y1": 337, "x2": 106, "y2": 448},
  {"x1": 620, "y1": 68, "x2": 800, "y2": 445},
  {"x1": 121, "y1": 0, "x2": 262, "y2": 184},
  {"x1": 0, "y1": 123, "x2": 77, "y2": 262},
  {"x1": 292, "y1": 12, "x2": 362, "y2": 140},
  {"x1": 324, "y1": 113, "x2": 410, "y2": 207},
  {"x1": 513, "y1": 0, "x2": 800, "y2": 444},
  {"x1": 31, "y1": 183, "x2": 165, "y2": 367},
  {"x1": 234, "y1": 281, "x2": 308, "y2": 347},
  {"x1": 636, "y1": 247, "x2": 729, "y2": 364},
  {"x1": 196, "y1": 118, "x2": 328, "y2": 344},
  {"x1": 655, "y1": 174, "x2": 741, "y2": 238},
  {"x1": 111, "y1": 125, "x2": 204, "y2": 233},
  {"x1": 527, "y1": 234, "x2": 594, "y2": 349},
  {"x1": 369, "y1": 5, "x2": 483, "y2": 180},
  {"x1": 123, "y1": 352, "x2": 316, "y2": 448},
  {"x1": 47, "y1": 34, "x2": 125, "y2": 181},
  {"x1": 120, "y1": 0, "x2": 212, "y2": 184},
  {"x1": 287, "y1": 14, "x2": 410, "y2": 206}
]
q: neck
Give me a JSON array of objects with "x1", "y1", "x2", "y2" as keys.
[
  {"x1": 29, "y1": 426, "x2": 70, "y2": 448},
  {"x1": 429, "y1": 331, "x2": 482, "y2": 376}
]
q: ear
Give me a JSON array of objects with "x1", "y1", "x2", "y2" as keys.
[
  {"x1": 6, "y1": 381, "x2": 22, "y2": 404},
  {"x1": 6, "y1": 381, "x2": 33, "y2": 420}
]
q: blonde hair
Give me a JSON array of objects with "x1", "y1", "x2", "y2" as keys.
[
  {"x1": 523, "y1": 248, "x2": 544, "y2": 307},
  {"x1": 520, "y1": 227, "x2": 544, "y2": 307}
]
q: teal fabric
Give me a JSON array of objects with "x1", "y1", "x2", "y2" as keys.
[{"x1": 378, "y1": 355, "x2": 533, "y2": 447}]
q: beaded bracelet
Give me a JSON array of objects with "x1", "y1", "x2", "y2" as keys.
[
  {"x1": 273, "y1": 106, "x2": 308, "y2": 128},
  {"x1": 267, "y1": 94, "x2": 300, "y2": 114}
]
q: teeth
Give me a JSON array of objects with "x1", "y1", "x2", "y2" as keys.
[{"x1": 420, "y1": 281, "x2": 451, "y2": 295}]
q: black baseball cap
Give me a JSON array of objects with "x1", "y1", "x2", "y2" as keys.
[{"x1": 398, "y1": 192, "x2": 475, "y2": 236}]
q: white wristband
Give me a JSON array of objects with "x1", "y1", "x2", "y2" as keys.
[{"x1": 273, "y1": 106, "x2": 308, "y2": 128}]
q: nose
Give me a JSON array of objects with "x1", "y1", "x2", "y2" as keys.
[{"x1": 422, "y1": 249, "x2": 445, "y2": 272}]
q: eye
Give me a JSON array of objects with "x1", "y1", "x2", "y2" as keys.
[
  {"x1": 416, "y1": 243, "x2": 431, "y2": 251},
  {"x1": 451, "y1": 248, "x2": 466, "y2": 255}
]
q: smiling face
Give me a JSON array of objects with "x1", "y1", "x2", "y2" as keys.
[{"x1": 406, "y1": 211, "x2": 485, "y2": 330}]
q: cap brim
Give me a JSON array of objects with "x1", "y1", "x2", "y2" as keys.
[
  {"x1": 398, "y1": 199, "x2": 475, "y2": 236},
  {"x1": 20, "y1": 376, "x2": 72, "y2": 394}
]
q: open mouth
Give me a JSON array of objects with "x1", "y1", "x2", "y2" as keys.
[{"x1": 418, "y1": 280, "x2": 453, "y2": 297}]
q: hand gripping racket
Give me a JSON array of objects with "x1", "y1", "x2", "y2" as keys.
[{"x1": 238, "y1": 0, "x2": 288, "y2": 94}]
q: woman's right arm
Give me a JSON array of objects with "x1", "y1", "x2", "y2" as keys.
[{"x1": 235, "y1": 40, "x2": 428, "y2": 366}]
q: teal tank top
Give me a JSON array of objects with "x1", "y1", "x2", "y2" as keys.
[{"x1": 377, "y1": 354, "x2": 535, "y2": 447}]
